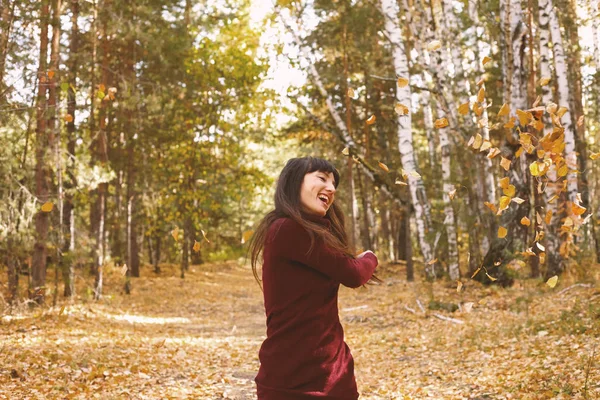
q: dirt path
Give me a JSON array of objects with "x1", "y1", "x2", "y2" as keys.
[{"x1": 1, "y1": 261, "x2": 599, "y2": 399}]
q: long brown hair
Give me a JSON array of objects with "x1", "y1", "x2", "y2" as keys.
[{"x1": 248, "y1": 157, "x2": 382, "y2": 290}]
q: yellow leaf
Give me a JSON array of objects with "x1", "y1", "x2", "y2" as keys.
[
  {"x1": 484, "y1": 201, "x2": 498, "y2": 213},
  {"x1": 487, "y1": 148, "x2": 501, "y2": 159},
  {"x1": 395, "y1": 103, "x2": 409, "y2": 115},
  {"x1": 546, "y1": 102, "x2": 558, "y2": 114},
  {"x1": 467, "y1": 136, "x2": 475, "y2": 147},
  {"x1": 498, "y1": 226, "x2": 508, "y2": 238},
  {"x1": 366, "y1": 115, "x2": 376, "y2": 125},
  {"x1": 539, "y1": 76, "x2": 551, "y2": 86},
  {"x1": 504, "y1": 117, "x2": 516, "y2": 129},
  {"x1": 473, "y1": 134, "x2": 483, "y2": 149},
  {"x1": 529, "y1": 161, "x2": 540, "y2": 176},
  {"x1": 409, "y1": 170, "x2": 421, "y2": 179},
  {"x1": 539, "y1": 252, "x2": 546, "y2": 264},
  {"x1": 545, "y1": 210, "x2": 553, "y2": 225},
  {"x1": 516, "y1": 109, "x2": 532, "y2": 126},
  {"x1": 515, "y1": 146, "x2": 524, "y2": 158},
  {"x1": 477, "y1": 87, "x2": 486, "y2": 103},
  {"x1": 63, "y1": 114, "x2": 74, "y2": 123},
  {"x1": 426, "y1": 40, "x2": 442, "y2": 51},
  {"x1": 48, "y1": 70, "x2": 55, "y2": 79},
  {"x1": 242, "y1": 230, "x2": 254, "y2": 243},
  {"x1": 512, "y1": 197, "x2": 525, "y2": 204},
  {"x1": 521, "y1": 216, "x2": 531, "y2": 226},
  {"x1": 590, "y1": 152, "x2": 600, "y2": 160},
  {"x1": 193, "y1": 240, "x2": 201, "y2": 252},
  {"x1": 378, "y1": 162, "x2": 390, "y2": 173},
  {"x1": 427, "y1": 258, "x2": 438, "y2": 265},
  {"x1": 499, "y1": 177, "x2": 510, "y2": 189},
  {"x1": 41, "y1": 202, "x2": 54, "y2": 212},
  {"x1": 499, "y1": 196, "x2": 511, "y2": 211},
  {"x1": 482, "y1": 56, "x2": 492, "y2": 66},
  {"x1": 201, "y1": 229, "x2": 210, "y2": 243},
  {"x1": 546, "y1": 275, "x2": 558, "y2": 288},
  {"x1": 479, "y1": 140, "x2": 492, "y2": 152},
  {"x1": 342, "y1": 147, "x2": 350, "y2": 156},
  {"x1": 557, "y1": 106, "x2": 568, "y2": 118},
  {"x1": 171, "y1": 227, "x2": 179, "y2": 241},
  {"x1": 448, "y1": 188, "x2": 457, "y2": 200},
  {"x1": 498, "y1": 103, "x2": 509, "y2": 117},
  {"x1": 473, "y1": 102, "x2": 483, "y2": 116},
  {"x1": 571, "y1": 202, "x2": 586, "y2": 216},
  {"x1": 347, "y1": 88, "x2": 357, "y2": 99},
  {"x1": 500, "y1": 157, "x2": 511, "y2": 171},
  {"x1": 557, "y1": 164, "x2": 569, "y2": 177},
  {"x1": 434, "y1": 117, "x2": 449, "y2": 128},
  {"x1": 397, "y1": 77, "x2": 409, "y2": 87},
  {"x1": 486, "y1": 273, "x2": 497, "y2": 282},
  {"x1": 458, "y1": 102, "x2": 470, "y2": 115},
  {"x1": 503, "y1": 184, "x2": 516, "y2": 197}
]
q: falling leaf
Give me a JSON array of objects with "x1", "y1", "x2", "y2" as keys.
[
  {"x1": 434, "y1": 118, "x2": 449, "y2": 128},
  {"x1": 503, "y1": 184, "x2": 516, "y2": 197},
  {"x1": 529, "y1": 161, "x2": 541, "y2": 176},
  {"x1": 516, "y1": 109, "x2": 532, "y2": 126},
  {"x1": 426, "y1": 40, "x2": 442, "y2": 51},
  {"x1": 397, "y1": 77, "x2": 409, "y2": 87},
  {"x1": 458, "y1": 102, "x2": 470, "y2": 115},
  {"x1": 539, "y1": 252, "x2": 546, "y2": 263},
  {"x1": 571, "y1": 202, "x2": 586, "y2": 216},
  {"x1": 498, "y1": 226, "x2": 508, "y2": 238},
  {"x1": 394, "y1": 178, "x2": 408, "y2": 186},
  {"x1": 539, "y1": 76, "x2": 551, "y2": 86},
  {"x1": 546, "y1": 275, "x2": 558, "y2": 288},
  {"x1": 482, "y1": 56, "x2": 492, "y2": 66},
  {"x1": 536, "y1": 242, "x2": 545, "y2": 252},
  {"x1": 408, "y1": 170, "x2": 421, "y2": 179},
  {"x1": 378, "y1": 162, "x2": 390, "y2": 172},
  {"x1": 504, "y1": 117, "x2": 516, "y2": 129},
  {"x1": 366, "y1": 115, "x2": 376, "y2": 125},
  {"x1": 486, "y1": 273, "x2": 498, "y2": 282},
  {"x1": 484, "y1": 202, "x2": 498, "y2": 213},
  {"x1": 472, "y1": 134, "x2": 483, "y2": 150},
  {"x1": 499, "y1": 196, "x2": 511, "y2": 211},
  {"x1": 457, "y1": 281, "x2": 463, "y2": 293},
  {"x1": 463, "y1": 302, "x2": 474, "y2": 313},
  {"x1": 63, "y1": 114, "x2": 74, "y2": 123},
  {"x1": 512, "y1": 197, "x2": 525, "y2": 204},
  {"x1": 576, "y1": 115, "x2": 584, "y2": 127},
  {"x1": 48, "y1": 70, "x2": 55, "y2": 79},
  {"x1": 479, "y1": 140, "x2": 492, "y2": 152},
  {"x1": 171, "y1": 227, "x2": 180, "y2": 241},
  {"x1": 467, "y1": 136, "x2": 475, "y2": 147},
  {"x1": 546, "y1": 102, "x2": 558, "y2": 114},
  {"x1": 193, "y1": 240, "x2": 201, "y2": 252},
  {"x1": 590, "y1": 152, "x2": 600, "y2": 160},
  {"x1": 58, "y1": 305, "x2": 66, "y2": 316},
  {"x1": 342, "y1": 147, "x2": 350, "y2": 156},
  {"x1": 487, "y1": 148, "x2": 501, "y2": 159},
  {"x1": 473, "y1": 103, "x2": 483, "y2": 116},
  {"x1": 201, "y1": 229, "x2": 210, "y2": 243},
  {"x1": 448, "y1": 188, "x2": 457, "y2": 200},
  {"x1": 545, "y1": 211, "x2": 553, "y2": 225},
  {"x1": 532, "y1": 95, "x2": 542, "y2": 108},
  {"x1": 499, "y1": 177, "x2": 510, "y2": 189},
  {"x1": 427, "y1": 258, "x2": 438, "y2": 265},
  {"x1": 242, "y1": 230, "x2": 254, "y2": 243},
  {"x1": 520, "y1": 216, "x2": 531, "y2": 226},
  {"x1": 120, "y1": 264, "x2": 128, "y2": 276},
  {"x1": 477, "y1": 87, "x2": 486, "y2": 103},
  {"x1": 500, "y1": 157, "x2": 511, "y2": 171},
  {"x1": 557, "y1": 164, "x2": 569, "y2": 177},
  {"x1": 395, "y1": 103, "x2": 409, "y2": 115},
  {"x1": 347, "y1": 88, "x2": 357, "y2": 99},
  {"x1": 498, "y1": 103, "x2": 509, "y2": 117},
  {"x1": 557, "y1": 107, "x2": 568, "y2": 118},
  {"x1": 41, "y1": 202, "x2": 54, "y2": 212}
]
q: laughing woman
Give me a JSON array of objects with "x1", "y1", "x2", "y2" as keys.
[{"x1": 249, "y1": 157, "x2": 381, "y2": 400}]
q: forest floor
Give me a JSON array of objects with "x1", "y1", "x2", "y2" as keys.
[{"x1": 1, "y1": 260, "x2": 599, "y2": 400}]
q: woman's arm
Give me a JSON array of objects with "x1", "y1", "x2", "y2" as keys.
[{"x1": 270, "y1": 218, "x2": 378, "y2": 288}]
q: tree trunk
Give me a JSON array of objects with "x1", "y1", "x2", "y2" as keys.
[
  {"x1": 436, "y1": 102, "x2": 459, "y2": 280},
  {"x1": 381, "y1": 0, "x2": 433, "y2": 272},
  {"x1": 420, "y1": 91, "x2": 436, "y2": 170},
  {"x1": 548, "y1": 1, "x2": 578, "y2": 204},
  {"x1": 0, "y1": 0, "x2": 16, "y2": 104},
  {"x1": 31, "y1": 0, "x2": 50, "y2": 304}
]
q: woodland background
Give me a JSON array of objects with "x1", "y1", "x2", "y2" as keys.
[{"x1": 1, "y1": 0, "x2": 599, "y2": 398}]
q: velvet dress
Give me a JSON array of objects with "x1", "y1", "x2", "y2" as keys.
[{"x1": 255, "y1": 215, "x2": 379, "y2": 399}]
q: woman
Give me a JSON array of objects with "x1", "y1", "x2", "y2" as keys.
[{"x1": 249, "y1": 156, "x2": 380, "y2": 399}]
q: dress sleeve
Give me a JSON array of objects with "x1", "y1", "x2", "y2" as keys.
[{"x1": 269, "y1": 218, "x2": 378, "y2": 288}]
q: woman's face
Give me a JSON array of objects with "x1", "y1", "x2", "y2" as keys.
[{"x1": 300, "y1": 170, "x2": 336, "y2": 216}]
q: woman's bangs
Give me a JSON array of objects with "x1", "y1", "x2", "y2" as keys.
[{"x1": 308, "y1": 158, "x2": 340, "y2": 188}]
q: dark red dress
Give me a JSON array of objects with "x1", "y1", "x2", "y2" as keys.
[{"x1": 255, "y1": 215, "x2": 379, "y2": 399}]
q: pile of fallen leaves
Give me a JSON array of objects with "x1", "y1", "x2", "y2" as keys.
[{"x1": 1, "y1": 261, "x2": 598, "y2": 399}]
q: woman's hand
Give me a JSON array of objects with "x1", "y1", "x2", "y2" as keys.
[{"x1": 356, "y1": 250, "x2": 375, "y2": 259}]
